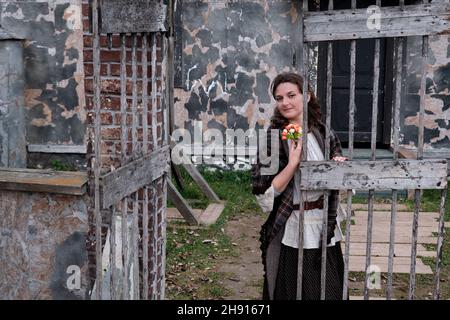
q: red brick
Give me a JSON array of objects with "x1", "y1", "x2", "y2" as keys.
[
  {"x1": 101, "y1": 127, "x2": 121, "y2": 140},
  {"x1": 100, "y1": 50, "x2": 121, "y2": 63},
  {"x1": 83, "y1": 35, "x2": 92, "y2": 48},
  {"x1": 83, "y1": 50, "x2": 93, "y2": 62},
  {"x1": 100, "y1": 112, "x2": 113, "y2": 125},
  {"x1": 82, "y1": 18, "x2": 91, "y2": 32},
  {"x1": 82, "y1": 3, "x2": 90, "y2": 18}
]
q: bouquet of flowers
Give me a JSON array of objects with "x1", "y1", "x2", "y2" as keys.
[{"x1": 281, "y1": 124, "x2": 303, "y2": 147}]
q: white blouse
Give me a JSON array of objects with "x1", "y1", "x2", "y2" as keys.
[{"x1": 255, "y1": 133, "x2": 345, "y2": 249}]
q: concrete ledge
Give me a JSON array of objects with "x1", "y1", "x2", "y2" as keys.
[{"x1": 0, "y1": 167, "x2": 88, "y2": 195}]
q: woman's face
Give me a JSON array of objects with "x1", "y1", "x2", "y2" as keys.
[{"x1": 274, "y1": 82, "x2": 307, "y2": 123}]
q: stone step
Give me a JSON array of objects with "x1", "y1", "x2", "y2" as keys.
[
  {"x1": 344, "y1": 243, "x2": 435, "y2": 257},
  {"x1": 348, "y1": 203, "x2": 409, "y2": 211},
  {"x1": 345, "y1": 236, "x2": 437, "y2": 244},
  {"x1": 167, "y1": 202, "x2": 225, "y2": 226},
  {"x1": 347, "y1": 255, "x2": 433, "y2": 274}
]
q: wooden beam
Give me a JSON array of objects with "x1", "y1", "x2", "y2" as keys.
[
  {"x1": 167, "y1": 180, "x2": 198, "y2": 225},
  {"x1": 299, "y1": 159, "x2": 448, "y2": 190},
  {"x1": 182, "y1": 163, "x2": 220, "y2": 202},
  {"x1": 304, "y1": 3, "x2": 450, "y2": 42},
  {"x1": 100, "y1": 146, "x2": 169, "y2": 208},
  {"x1": 27, "y1": 144, "x2": 87, "y2": 154},
  {"x1": 0, "y1": 168, "x2": 87, "y2": 195}
]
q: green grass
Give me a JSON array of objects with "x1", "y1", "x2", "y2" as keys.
[{"x1": 165, "y1": 168, "x2": 262, "y2": 299}]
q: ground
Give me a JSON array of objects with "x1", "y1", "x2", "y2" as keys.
[{"x1": 165, "y1": 169, "x2": 450, "y2": 300}]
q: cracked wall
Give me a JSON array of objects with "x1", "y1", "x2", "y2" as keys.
[
  {"x1": 0, "y1": 190, "x2": 89, "y2": 300},
  {"x1": 174, "y1": 0, "x2": 306, "y2": 138},
  {"x1": 401, "y1": 33, "x2": 450, "y2": 150},
  {"x1": 0, "y1": 0, "x2": 86, "y2": 166}
]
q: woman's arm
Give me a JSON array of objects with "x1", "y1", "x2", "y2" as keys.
[{"x1": 271, "y1": 140, "x2": 302, "y2": 194}]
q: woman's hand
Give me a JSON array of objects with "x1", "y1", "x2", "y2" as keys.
[
  {"x1": 332, "y1": 155, "x2": 347, "y2": 162},
  {"x1": 288, "y1": 140, "x2": 302, "y2": 169}
]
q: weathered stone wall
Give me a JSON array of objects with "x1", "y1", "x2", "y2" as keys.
[
  {"x1": 0, "y1": 190, "x2": 89, "y2": 300},
  {"x1": 174, "y1": 0, "x2": 303, "y2": 136},
  {"x1": 0, "y1": 0, "x2": 86, "y2": 167},
  {"x1": 400, "y1": 34, "x2": 450, "y2": 150}
]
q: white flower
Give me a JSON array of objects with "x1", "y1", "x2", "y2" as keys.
[{"x1": 289, "y1": 128, "x2": 295, "y2": 133}]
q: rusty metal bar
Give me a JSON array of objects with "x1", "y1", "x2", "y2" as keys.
[
  {"x1": 92, "y1": 0, "x2": 102, "y2": 300},
  {"x1": 142, "y1": 32, "x2": 149, "y2": 300},
  {"x1": 320, "y1": 190, "x2": 329, "y2": 300},
  {"x1": 433, "y1": 189, "x2": 447, "y2": 300}
]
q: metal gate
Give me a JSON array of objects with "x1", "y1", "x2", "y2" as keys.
[
  {"x1": 297, "y1": 0, "x2": 449, "y2": 300},
  {"x1": 88, "y1": 0, "x2": 172, "y2": 300}
]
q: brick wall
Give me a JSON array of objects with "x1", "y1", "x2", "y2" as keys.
[{"x1": 82, "y1": 0, "x2": 167, "y2": 299}]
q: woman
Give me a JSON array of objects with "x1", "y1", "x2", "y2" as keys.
[{"x1": 251, "y1": 72, "x2": 347, "y2": 300}]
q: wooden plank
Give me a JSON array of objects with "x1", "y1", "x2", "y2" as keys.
[
  {"x1": 27, "y1": 144, "x2": 87, "y2": 154},
  {"x1": 122, "y1": 197, "x2": 129, "y2": 299},
  {"x1": 371, "y1": 38, "x2": 381, "y2": 160},
  {"x1": 387, "y1": 191, "x2": 397, "y2": 300},
  {"x1": 132, "y1": 192, "x2": 139, "y2": 299},
  {"x1": 320, "y1": 190, "x2": 329, "y2": 300},
  {"x1": 349, "y1": 40, "x2": 356, "y2": 159},
  {"x1": 120, "y1": 34, "x2": 127, "y2": 161},
  {"x1": 182, "y1": 163, "x2": 220, "y2": 202},
  {"x1": 418, "y1": 36, "x2": 428, "y2": 160},
  {"x1": 92, "y1": 0, "x2": 102, "y2": 300},
  {"x1": 99, "y1": 0, "x2": 167, "y2": 34},
  {"x1": 167, "y1": 179, "x2": 198, "y2": 225},
  {"x1": 151, "y1": 182, "x2": 158, "y2": 299},
  {"x1": 110, "y1": 206, "x2": 117, "y2": 300},
  {"x1": 142, "y1": 33, "x2": 149, "y2": 155},
  {"x1": 393, "y1": 37, "x2": 404, "y2": 160},
  {"x1": 152, "y1": 33, "x2": 158, "y2": 149},
  {"x1": 0, "y1": 168, "x2": 87, "y2": 195},
  {"x1": 160, "y1": 174, "x2": 168, "y2": 299},
  {"x1": 363, "y1": 189, "x2": 375, "y2": 300},
  {"x1": 299, "y1": 159, "x2": 448, "y2": 190},
  {"x1": 304, "y1": 4, "x2": 450, "y2": 42},
  {"x1": 433, "y1": 189, "x2": 447, "y2": 300},
  {"x1": 100, "y1": 146, "x2": 170, "y2": 209},
  {"x1": 131, "y1": 34, "x2": 139, "y2": 154},
  {"x1": 325, "y1": 39, "x2": 332, "y2": 160}
]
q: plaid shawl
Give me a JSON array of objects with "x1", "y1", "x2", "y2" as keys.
[{"x1": 251, "y1": 122, "x2": 343, "y2": 253}]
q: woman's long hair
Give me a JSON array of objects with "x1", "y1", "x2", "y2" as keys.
[{"x1": 270, "y1": 72, "x2": 322, "y2": 130}]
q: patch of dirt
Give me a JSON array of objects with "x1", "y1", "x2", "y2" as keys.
[{"x1": 217, "y1": 214, "x2": 265, "y2": 300}]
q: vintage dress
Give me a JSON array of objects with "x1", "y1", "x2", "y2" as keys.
[
  {"x1": 255, "y1": 133, "x2": 344, "y2": 249},
  {"x1": 251, "y1": 122, "x2": 344, "y2": 299}
]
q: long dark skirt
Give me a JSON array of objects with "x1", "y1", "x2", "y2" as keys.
[{"x1": 264, "y1": 242, "x2": 345, "y2": 300}]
